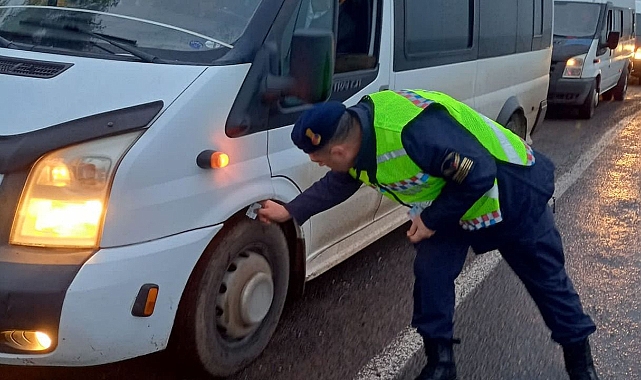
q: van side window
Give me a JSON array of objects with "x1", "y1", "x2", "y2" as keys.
[
  {"x1": 534, "y1": 0, "x2": 544, "y2": 36},
  {"x1": 404, "y1": 0, "x2": 473, "y2": 55},
  {"x1": 334, "y1": 0, "x2": 378, "y2": 73},
  {"x1": 608, "y1": 9, "x2": 623, "y2": 33},
  {"x1": 275, "y1": 0, "x2": 335, "y2": 107},
  {"x1": 616, "y1": 10, "x2": 623, "y2": 34},
  {"x1": 479, "y1": 1, "x2": 517, "y2": 58},
  {"x1": 623, "y1": 9, "x2": 633, "y2": 39},
  {"x1": 280, "y1": 0, "x2": 380, "y2": 101}
]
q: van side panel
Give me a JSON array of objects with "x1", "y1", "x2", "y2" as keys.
[
  {"x1": 393, "y1": 0, "x2": 552, "y2": 131},
  {"x1": 102, "y1": 65, "x2": 273, "y2": 247},
  {"x1": 475, "y1": 49, "x2": 551, "y2": 130}
]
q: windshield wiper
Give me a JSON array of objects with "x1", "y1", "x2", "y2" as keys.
[
  {"x1": 19, "y1": 20, "x2": 165, "y2": 63},
  {"x1": 0, "y1": 34, "x2": 16, "y2": 48}
]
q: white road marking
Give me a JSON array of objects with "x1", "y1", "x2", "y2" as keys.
[{"x1": 354, "y1": 113, "x2": 637, "y2": 380}]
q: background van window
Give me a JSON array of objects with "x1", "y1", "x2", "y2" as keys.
[{"x1": 404, "y1": 0, "x2": 472, "y2": 55}]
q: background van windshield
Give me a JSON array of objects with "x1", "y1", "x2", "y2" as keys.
[
  {"x1": 0, "y1": 0, "x2": 262, "y2": 64},
  {"x1": 554, "y1": 2, "x2": 602, "y2": 38}
]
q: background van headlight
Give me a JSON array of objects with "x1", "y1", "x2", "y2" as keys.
[
  {"x1": 10, "y1": 132, "x2": 141, "y2": 248},
  {"x1": 562, "y1": 54, "x2": 586, "y2": 78}
]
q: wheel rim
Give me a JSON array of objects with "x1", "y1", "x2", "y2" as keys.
[
  {"x1": 593, "y1": 88, "x2": 599, "y2": 108},
  {"x1": 216, "y1": 250, "x2": 274, "y2": 340}
]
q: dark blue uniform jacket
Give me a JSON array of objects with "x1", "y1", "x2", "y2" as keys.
[{"x1": 284, "y1": 100, "x2": 556, "y2": 253}]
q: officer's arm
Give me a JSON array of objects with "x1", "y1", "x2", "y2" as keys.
[
  {"x1": 284, "y1": 170, "x2": 362, "y2": 225},
  {"x1": 401, "y1": 106, "x2": 496, "y2": 231}
]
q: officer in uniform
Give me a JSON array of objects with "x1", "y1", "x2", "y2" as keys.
[{"x1": 257, "y1": 89, "x2": 600, "y2": 380}]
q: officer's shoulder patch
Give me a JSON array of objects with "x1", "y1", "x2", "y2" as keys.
[{"x1": 441, "y1": 152, "x2": 473, "y2": 184}]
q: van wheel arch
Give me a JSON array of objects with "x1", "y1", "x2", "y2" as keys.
[
  {"x1": 505, "y1": 111, "x2": 527, "y2": 140},
  {"x1": 496, "y1": 97, "x2": 527, "y2": 138},
  {"x1": 280, "y1": 216, "x2": 306, "y2": 300}
]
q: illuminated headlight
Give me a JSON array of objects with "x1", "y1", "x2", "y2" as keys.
[
  {"x1": 10, "y1": 132, "x2": 141, "y2": 248},
  {"x1": 562, "y1": 54, "x2": 586, "y2": 78},
  {"x1": 635, "y1": 47, "x2": 641, "y2": 60}
]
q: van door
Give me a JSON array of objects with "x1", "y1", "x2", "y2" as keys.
[
  {"x1": 376, "y1": 0, "x2": 478, "y2": 220},
  {"x1": 267, "y1": 0, "x2": 389, "y2": 259},
  {"x1": 390, "y1": 0, "x2": 478, "y2": 107},
  {"x1": 601, "y1": 7, "x2": 622, "y2": 91}
]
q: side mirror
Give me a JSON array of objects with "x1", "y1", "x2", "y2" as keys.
[
  {"x1": 606, "y1": 31, "x2": 620, "y2": 50},
  {"x1": 288, "y1": 30, "x2": 335, "y2": 103}
]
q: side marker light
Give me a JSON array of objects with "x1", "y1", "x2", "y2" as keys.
[
  {"x1": 197, "y1": 150, "x2": 230, "y2": 169},
  {"x1": 132, "y1": 284, "x2": 159, "y2": 317}
]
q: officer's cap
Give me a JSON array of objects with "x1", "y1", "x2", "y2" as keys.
[{"x1": 291, "y1": 101, "x2": 346, "y2": 154}]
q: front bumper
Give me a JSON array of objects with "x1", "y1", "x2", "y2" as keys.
[
  {"x1": 547, "y1": 77, "x2": 594, "y2": 106},
  {"x1": 0, "y1": 224, "x2": 222, "y2": 366}
]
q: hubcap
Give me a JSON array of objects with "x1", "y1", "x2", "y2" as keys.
[
  {"x1": 241, "y1": 273, "x2": 274, "y2": 325},
  {"x1": 216, "y1": 251, "x2": 274, "y2": 339}
]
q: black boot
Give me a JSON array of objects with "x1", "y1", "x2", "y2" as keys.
[
  {"x1": 414, "y1": 338, "x2": 458, "y2": 380},
  {"x1": 562, "y1": 338, "x2": 600, "y2": 380}
]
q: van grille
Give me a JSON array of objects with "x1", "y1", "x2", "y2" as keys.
[{"x1": 0, "y1": 56, "x2": 72, "y2": 78}]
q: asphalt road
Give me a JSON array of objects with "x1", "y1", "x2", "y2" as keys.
[{"x1": 3, "y1": 87, "x2": 641, "y2": 380}]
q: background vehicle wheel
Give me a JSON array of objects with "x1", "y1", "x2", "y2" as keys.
[
  {"x1": 578, "y1": 80, "x2": 598, "y2": 119},
  {"x1": 505, "y1": 112, "x2": 527, "y2": 140},
  {"x1": 613, "y1": 66, "x2": 629, "y2": 101},
  {"x1": 173, "y1": 217, "x2": 290, "y2": 377}
]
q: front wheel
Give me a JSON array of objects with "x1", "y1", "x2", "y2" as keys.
[
  {"x1": 613, "y1": 66, "x2": 629, "y2": 101},
  {"x1": 578, "y1": 80, "x2": 598, "y2": 119},
  {"x1": 173, "y1": 217, "x2": 290, "y2": 377}
]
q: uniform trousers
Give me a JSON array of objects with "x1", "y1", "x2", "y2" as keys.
[{"x1": 411, "y1": 206, "x2": 596, "y2": 345}]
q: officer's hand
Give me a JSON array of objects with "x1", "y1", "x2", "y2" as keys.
[
  {"x1": 407, "y1": 216, "x2": 435, "y2": 243},
  {"x1": 257, "y1": 200, "x2": 291, "y2": 224}
]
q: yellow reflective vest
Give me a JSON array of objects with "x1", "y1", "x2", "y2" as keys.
[{"x1": 349, "y1": 89, "x2": 535, "y2": 230}]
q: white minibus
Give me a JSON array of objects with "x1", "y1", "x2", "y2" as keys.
[
  {"x1": 631, "y1": 0, "x2": 641, "y2": 79},
  {"x1": 548, "y1": 0, "x2": 635, "y2": 118},
  {"x1": 0, "y1": 0, "x2": 552, "y2": 376}
]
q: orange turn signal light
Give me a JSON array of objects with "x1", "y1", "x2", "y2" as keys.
[
  {"x1": 197, "y1": 150, "x2": 230, "y2": 169},
  {"x1": 210, "y1": 152, "x2": 230, "y2": 168},
  {"x1": 132, "y1": 284, "x2": 159, "y2": 317}
]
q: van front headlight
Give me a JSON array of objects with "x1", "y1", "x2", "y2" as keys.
[
  {"x1": 562, "y1": 54, "x2": 586, "y2": 78},
  {"x1": 10, "y1": 132, "x2": 141, "y2": 248}
]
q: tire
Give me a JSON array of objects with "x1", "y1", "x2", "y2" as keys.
[
  {"x1": 613, "y1": 66, "x2": 629, "y2": 101},
  {"x1": 505, "y1": 112, "x2": 527, "y2": 140},
  {"x1": 578, "y1": 80, "x2": 598, "y2": 119},
  {"x1": 173, "y1": 217, "x2": 290, "y2": 377}
]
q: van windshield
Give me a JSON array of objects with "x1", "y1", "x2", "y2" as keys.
[
  {"x1": 0, "y1": 0, "x2": 262, "y2": 64},
  {"x1": 553, "y1": 2, "x2": 602, "y2": 38}
]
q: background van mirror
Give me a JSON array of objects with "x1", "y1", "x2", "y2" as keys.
[{"x1": 605, "y1": 31, "x2": 620, "y2": 49}]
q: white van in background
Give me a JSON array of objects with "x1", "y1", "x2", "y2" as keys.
[
  {"x1": 0, "y1": 0, "x2": 552, "y2": 377},
  {"x1": 630, "y1": 0, "x2": 641, "y2": 80},
  {"x1": 548, "y1": 0, "x2": 635, "y2": 118}
]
